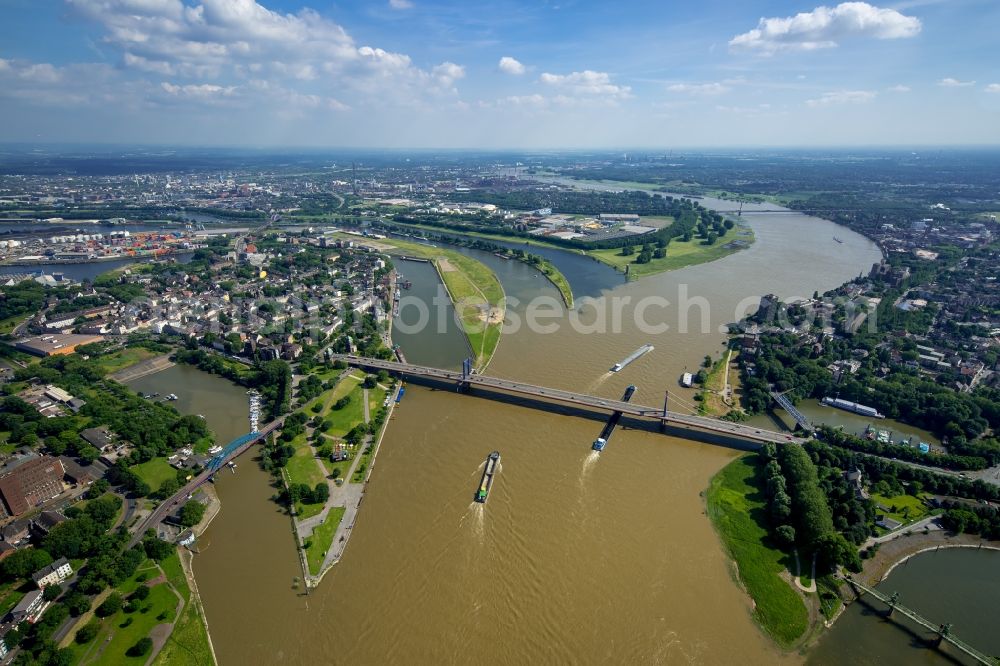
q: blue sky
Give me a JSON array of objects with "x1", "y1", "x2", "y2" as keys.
[{"x1": 0, "y1": 0, "x2": 998, "y2": 147}]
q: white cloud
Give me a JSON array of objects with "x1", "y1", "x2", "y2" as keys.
[
  {"x1": 498, "y1": 56, "x2": 525, "y2": 76},
  {"x1": 938, "y1": 77, "x2": 975, "y2": 87},
  {"x1": 431, "y1": 61, "x2": 465, "y2": 89},
  {"x1": 161, "y1": 81, "x2": 238, "y2": 100},
  {"x1": 985, "y1": 84, "x2": 1000, "y2": 93},
  {"x1": 667, "y1": 82, "x2": 729, "y2": 95},
  {"x1": 806, "y1": 90, "x2": 877, "y2": 107},
  {"x1": 65, "y1": 0, "x2": 464, "y2": 107},
  {"x1": 886, "y1": 84, "x2": 911, "y2": 92},
  {"x1": 388, "y1": 0, "x2": 413, "y2": 8},
  {"x1": 730, "y1": 2, "x2": 921, "y2": 54},
  {"x1": 539, "y1": 70, "x2": 631, "y2": 99}
]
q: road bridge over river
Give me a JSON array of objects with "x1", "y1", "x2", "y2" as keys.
[
  {"x1": 127, "y1": 420, "x2": 282, "y2": 548},
  {"x1": 333, "y1": 355, "x2": 805, "y2": 447}
]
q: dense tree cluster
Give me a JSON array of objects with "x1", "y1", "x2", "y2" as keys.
[
  {"x1": 939, "y1": 502, "x2": 1000, "y2": 539},
  {"x1": 804, "y1": 440, "x2": 1000, "y2": 503},
  {"x1": 760, "y1": 443, "x2": 863, "y2": 573},
  {"x1": 818, "y1": 425, "x2": 988, "y2": 471}
]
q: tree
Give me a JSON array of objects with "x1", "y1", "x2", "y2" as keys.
[
  {"x1": 178, "y1": 501, "x2": 206, "y2": 527},
  {"x1": 64, "y1": 592, "x2": 91, "y2": 617},
  {"x1": 775, "y1": 525, "x2": 796, "y2": 547},
  {"x1": 97, "y1": 593, "x2": 123, "y2": 617},
  {"x1": 142, "y1": 536, "x2": 175, "y2": 562},
  {"x1": 131, "y1": 585, "x2": 150, "y2": 601},
  {"x1": 1, "y1": 547, "x2": 53, "y2": 581},
  {"x1": 126, "y1": 637, "x2": 153, "y2": 657},
  {"x1": 76, "y1": 621, "x2": 100, "y2": 644},
  {"x1": 42, "y1": 584, "x2": 62, "y2": 602}
]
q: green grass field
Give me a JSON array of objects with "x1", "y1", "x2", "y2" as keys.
[
  {"x1": 304, "y1": 506, "x2": 346, "y2": 576},
  {"x1": 706, "y1": 455, "x2": 809, "y2": 647},
  {"x1": 588, "y1": 225, "x2": 755, "y2": 279},
  {"x1": 372, "y1": 235, "x2": 505, "y2": 370},
  {"x1": 0, "y1": 313, "x2": 31, "y2": 336},
  {"x1": 283, "y1": 433, "x2": 327, "y2": 519},
  {"x1": 872, "y1": 492, "x2": 930, "y2": 525},
  {"x1": 70, "y1": 560, "x2": 179, "y2": 666},
  {"x1": 91, "y1": 348, "x2": 159, "y2": 376},
  {"x1": 131, "y1": 458, "x2": 177, "y2": 494},
  {"x1": 152, "y1": 553, "x2": 214, "y2": 666},
  {"x1": 323, "y1": 376, "x2": 365, "y2": 437}
]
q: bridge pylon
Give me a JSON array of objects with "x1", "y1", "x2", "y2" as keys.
[{"x1": 457, "y1": 357, "x2": 473, "y2": 393}]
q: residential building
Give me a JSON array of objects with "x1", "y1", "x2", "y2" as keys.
[{"x1": 31, "y1": 557, "x2": 73, "y2": 588}]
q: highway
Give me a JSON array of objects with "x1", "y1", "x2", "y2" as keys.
[
  {"x1": 333, "y1": 355, "x2": 805, "y2": 446},
  {"x1": 126, "y1": 420, "x2": 282, "y2": 548}
]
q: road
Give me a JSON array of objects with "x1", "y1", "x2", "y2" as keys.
[
  {"x1": 333, "y1": 354, "x2": 806, "y2": 446},
  {"x1": 126, "y1": 419, "x2": 282, "y2": 548}
]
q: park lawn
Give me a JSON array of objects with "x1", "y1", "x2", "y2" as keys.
[
  {"x1": 706, "y1": 455, "x2": 809, "y2": 647},
  {"x1": 70, "y1": 567, "x2": 179, "y2": 666},
  {"x1": 872, "y1": 492, "x2": 930, "y2": 525},
  {"x1": 367, "y1": 385, "x2": 388, "y2": 417},
  {"x1": 304, "y1": 506, "x2": 346, "y2": 576},
  {"x1": 325, "y1": 383, "x2": 366, "y2": 437},
  {"x1": 320, "y1": 453, "x2": 354, "y2": 480},
  {"x1": 283, "y1": 433, "x2": 327, "y2": 520},
  {"x1": 284, "y1": 433, "x2": 326, "y2": 489},
  {"x1": 152, "y1": 553, "x2": 214, "y2": 666},
  {"x1": 588, "y1": 225, "x2": 755, "y2": 279},
  {"x1": 158, "y1": 553, "x2": 189, "y2": 603},
  {"x1": 91, "y1": 347, "x2": 159, "y2": 376},
  {"x1": 131, "y1": 458, "x2": 177, "y2": 494}
]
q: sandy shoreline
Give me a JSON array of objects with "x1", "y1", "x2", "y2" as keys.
[{"x1": 853, "y1": 528, "x2": 1000, "y2": 588}]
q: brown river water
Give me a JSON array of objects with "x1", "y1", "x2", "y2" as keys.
[{"x1": 146, "y1": 198, "x2": 894, "y2": 664}]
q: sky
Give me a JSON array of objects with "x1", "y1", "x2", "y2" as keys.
[{"x1": 0, "y1": 0, "x2": 998, "y2": 148}]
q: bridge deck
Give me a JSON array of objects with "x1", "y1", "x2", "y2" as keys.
[
  {"x1": 847, "y1": 577, "x2": 996, "y2": 665},
  {"x1": 771, "y1": 391, "x2": 813, "y2": 431},
  {"x1": 127, "y1": 421, "x2": 281, "y2": 548},
  {"x1": 335, "y1": 355, "x2": 803, "y2": 446}
]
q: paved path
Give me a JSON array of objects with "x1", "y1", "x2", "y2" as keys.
[{"x1": 863, "y1": 515, "x2": 941, "y2": 548}]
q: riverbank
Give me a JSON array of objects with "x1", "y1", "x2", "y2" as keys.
[
  {"x1": 384, "y1": 223, "x2": 575, "y2": 306},
  {"x1": 384, "y1": 216, "x2": 753, "y2": 283},
  {"x1": 358, "y1": 234, "x2": 506, "y2": 370},
  {"x1": 303, "y1": 382, "x2": 398, "y2": 588},
  {"x1": 589, "y1": 223, "x2": 755, "y2": 280},
  {"x1": 705, "y1": 455, "x2": 811, "y2": 648},
  {"x1": 852, "y1": 529, "x2": 1000, "y2": 588}
]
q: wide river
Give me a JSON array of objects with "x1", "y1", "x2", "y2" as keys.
[{"x1": 152, "y1": 198, "x2": 898, "y2": 663}]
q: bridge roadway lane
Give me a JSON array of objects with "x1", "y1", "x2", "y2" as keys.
[
  {"x1": 126, "y1": 420, "x2": 282, "y2": 548},
  {"x1": 334, "y1": 355, "x2": 804, "y2": 446}
]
